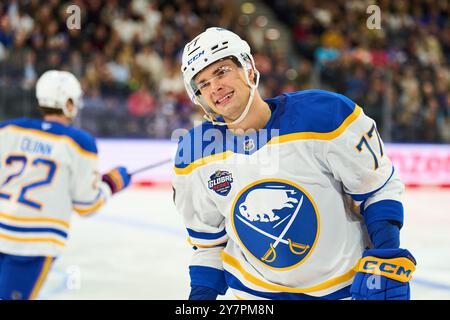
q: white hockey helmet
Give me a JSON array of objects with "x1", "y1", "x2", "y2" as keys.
[
  {"x1": 36, "y1": 70, "x2": 83, "y2": 119},
  {"x1": 181, "y1": 27, "x2": 260, "y2": 126}
]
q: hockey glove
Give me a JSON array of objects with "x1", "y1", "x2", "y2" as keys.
[
  {"x1": 102, "y1": 166, "x2": 131, "y2": 194},
  {"x1": 351, "y1": 248, "x2": 416, "y2": 300}
]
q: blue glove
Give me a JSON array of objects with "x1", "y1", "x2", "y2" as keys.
[
  {"x1": 102, "y1": 166, "x2": 131, "y2": 194},
  {"x1": 351, "y1": 248, "x2": 416, "y2": 300},
  {"x1": 189, "y1": 285, "x2": 219, "y2": 300}
]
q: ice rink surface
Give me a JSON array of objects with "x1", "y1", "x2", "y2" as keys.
[{"x1": 39, "y1": 186, "x2": 450, "y2": 300}]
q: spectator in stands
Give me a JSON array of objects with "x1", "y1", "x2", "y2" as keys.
[
  {"x1": 135, "y1": 43, "x2": 164, "y2": 87},
  {"x1": 127, "y1": 83, "x2": 156, "y2": 118},
  {"x1": 0, "y1": 0, "x2": 448, "y2": 142}
]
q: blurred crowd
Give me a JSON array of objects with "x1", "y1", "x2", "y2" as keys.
[
  {"x1": 0, "y1": 0, "x2": 293, "y2": 138},
  {"x1": 268, "y1": 0, "x2": 450, "y2": 142},
  {"x1": 0, "y1": 0, "x2": 449, "y2": 142}
]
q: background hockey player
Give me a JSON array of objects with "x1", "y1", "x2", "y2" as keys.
[
  {"x1": 0, "y1": 70, "x2": 131, "y2": 300},
  {"x1": 173, "y1": 27, "x2": 416, "y2": 300}
]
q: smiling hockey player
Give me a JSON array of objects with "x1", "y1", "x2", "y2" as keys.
[{"x1": 173, "y1": 27, "x2": 416, "y2": 300}]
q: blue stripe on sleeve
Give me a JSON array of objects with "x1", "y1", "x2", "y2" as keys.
[
  {"x1": 189, "y1": 266, "x2": 228, "y2": 295},
  {"x1": 187, "y1": 228, "x2": 227, "y2": 240},
  {"x1": 0, "y1": 222, "x2": 68, "y2": 238},
  {"x1": 348, "y1": 166, "x2": 395, "y2": 202}
]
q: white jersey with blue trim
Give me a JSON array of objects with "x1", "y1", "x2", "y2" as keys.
[
  {"x1": 0, "y1": 118, "x2": 111, "y2": 257},
  {"x1": 173, "y1": 90, "x2": 404, "y2": 299}
]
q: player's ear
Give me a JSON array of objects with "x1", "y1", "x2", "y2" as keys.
[
  {"x1": 66, "y1": 99, "x2": 74, "y2": 113},
  {"x1": 248, "y1": 67, "x2": 255, "y2": 85}
]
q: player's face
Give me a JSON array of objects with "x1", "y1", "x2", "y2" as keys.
[{"x1": 194, "y1": 59, "x2": 251, "y2": 121}]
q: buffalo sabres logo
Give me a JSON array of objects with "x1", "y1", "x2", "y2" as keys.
[
  {"x1": 231, "y1": 179, "x2": 319, "y2": 269},
  {"x1": 208, "y1": 170, "x2": 233, "y2": 196}
]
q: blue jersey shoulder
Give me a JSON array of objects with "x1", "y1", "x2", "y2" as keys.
[
  {"x1": 175, "y1": 120, "x2": 223, "y2": 169},
  {"x1": 277, "y1": 90, "x2": 357, "y2": 135},
  {"x1": 0, "y1": 118, "x2": 97, "y2": 154},
  {"x1": 174, "y1": 90, "x2": 358, "y2": 169}
]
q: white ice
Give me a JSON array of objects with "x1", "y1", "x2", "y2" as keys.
[{"x1": 38, "y1": 187, "x2": 450, "y2": 300}]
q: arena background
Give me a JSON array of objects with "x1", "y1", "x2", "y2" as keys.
[{"x1": 1, "y1": 0, "x2": 450, "y2": 300}]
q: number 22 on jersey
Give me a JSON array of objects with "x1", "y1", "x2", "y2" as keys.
[{"x1": 0, "y1": 154, "x2": 57, "y2": 210}]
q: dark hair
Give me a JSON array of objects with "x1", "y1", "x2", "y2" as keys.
[
  {"x1": 212, "y1": 56, "x2": 242, "y2": 68},
  {"x1": 228, "y1": 56, "x2": 242, "y2": 67},
  {"x1": 37, "y1": 106, "x2": 64, "y2": 116}
]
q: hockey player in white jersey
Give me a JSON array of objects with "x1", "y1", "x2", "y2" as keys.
[
  {"x1": 173, "y1": 28, "x2": 416, "y2": 300},
  {"x1": 0, "y1": 70, "x2": 131, "y2": 300}
]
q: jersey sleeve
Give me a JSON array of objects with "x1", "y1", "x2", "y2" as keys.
[
  {"x1": 172, "y1": 142, "x2": 228, "y2": 294},
  {"x1": 70, "y1": 136, "x2": 112, "y2": 216},
  {"x1": 322, "y1": 102, "x2": 404, "y2": 226}
]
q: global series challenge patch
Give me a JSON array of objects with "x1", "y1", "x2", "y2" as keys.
[{"x1": 208, "y1": 170, "x2": 234, "y2": 196}]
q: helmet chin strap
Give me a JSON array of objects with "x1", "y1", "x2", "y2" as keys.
[{"x1": 198, "y1": 69, "x2": 260, "y2": 127}]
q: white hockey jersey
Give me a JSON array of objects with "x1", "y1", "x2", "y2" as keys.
[
  {"x1": 0, "y1": 118, "x2": 111, "y2": 257},
  {"x1": 173, "y1": 90, "x2": 405, "y2": 300}
]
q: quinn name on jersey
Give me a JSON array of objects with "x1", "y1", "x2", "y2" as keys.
[
  {"x1": 173, "y1": 90, "x2": 404, "y2": 300},
  {"x1": 0, "y1": 118, "x2": 111, "y2": 257}
]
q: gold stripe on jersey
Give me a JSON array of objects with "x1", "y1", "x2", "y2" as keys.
[
  {"x1": 29, "y1": 256, "x2": 53, "y2": 300},
  {"x1": 174, "y1": 151, "x2": 234, "y2": 175},
  {"x1": 1, "y1": 125, "x2": 98, "y2": 159},
  {"x1": 269, "y1": 105, "x2": 362, "y2": 144},
  {"x1": 0, "y1": 232, "x2": 66, "y2": 247},
  {"x1": 73, "y1": 197, "x2": 105, "y2": 216},
  {"x1": 174, "y1": 105, "x2": 362, "y2": 175},
  {"x1": 187, "y1": 237, "x2": 227, "y2": 248},
  {"x1": 222, "y1": 251, "x2": 357, "y2": 294},
  {"x1": 0, "y1": 212, "x2": 70, "y2": 229}
]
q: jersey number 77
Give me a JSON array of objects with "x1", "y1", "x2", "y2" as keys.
[{"x1": 355, "y1": 123, "x2": 384, "y2": 170}]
